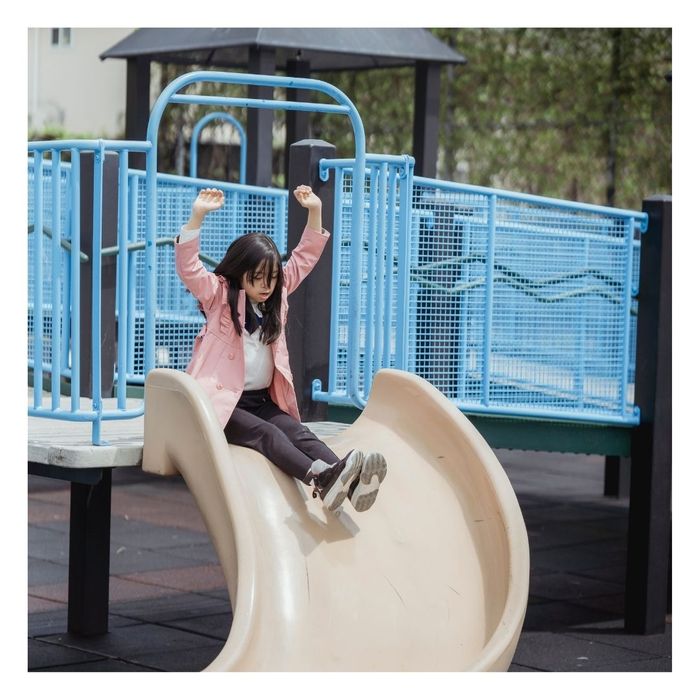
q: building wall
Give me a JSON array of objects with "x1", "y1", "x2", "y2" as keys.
[{"x1": 28, "y1": 28, "x2": 133, "y2": 137}]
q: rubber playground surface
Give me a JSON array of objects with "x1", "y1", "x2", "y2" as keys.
[{"x1": 28, "y1": 448, "x2": 671, "y2": 672}]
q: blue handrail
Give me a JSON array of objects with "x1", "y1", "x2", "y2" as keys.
[{"x1": 190, "y1": 111, "x2": 247, "y2": 183}]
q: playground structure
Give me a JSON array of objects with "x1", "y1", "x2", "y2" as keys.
[{"x1": 27, "y1": 70, "x2": 670, "y2": 667}]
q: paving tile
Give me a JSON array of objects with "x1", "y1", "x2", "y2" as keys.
[
  {"x1": 564, "y1": 622, "x2": 672, "y2": 657},
  {"x1": 134, "y1": 643, "x2": 226, "y2": 672},
  {"x1": 117, "y1": 563, "x2": 226, "y2": 594},
  {"x1": 522, "y1": 600, "x2": 619, "y2": 632},
  {"x1": 28, "y1": 638, "x2": 105, "y2": 670},
  {"x1": 570, "y1": 593, "x2": 625, "y2": 616},
  {"x1": 108, "y1": 541, "x2": 214, "y2": 575},
  {"x1": 33, "y1": 658, "x2": 157, "y2": 672},
  {"x1": 166, "y1": 611, "x2": 233, "y2": 641},
  {"x1": 530, "y1": 541, "x2": 627, "y2": 573},
  {"x1": 511, "y1": 630, "x2": 658, "y2": 672},
  {"x1": 28, "y1": 497, "x2": 70, "y2": 525},
  {"x1": 528, "y1": 571, "x2": 623, "y2": 603},
  {"x1": 107, "y1": 518, "x2": 212, "y2": 550},
  {"x1": 28, "y1": 595, "x2": 66, "y2": 615},
  {"x1": 28, "y1": 557, "x2": 69, "y2": 587},
  {"x1": 523, "y1": 503, "x2": 627, "y2": 525},
  {"x1": 109, "y1": 489, "x2": 208, "y2": 533},
  {"x1": 29, "y1": 609, "x2": 137, "y2": 637},
  {"x1": 157, "y1": 542, "x2": 220, "y2": 565},
  {"x1": 575, "y1": 564, "x2": 627, "y2": 586},
  {"x1": 578, "y1": 656, "x2": 671, "y2": 672},
  {"x1": 507, "y1": 662, "x2": 540, "y2": 671},
  {"x1": 28, "y1": 523, "x2": 69, "y2": 550},
  {"x1": 28, "y1": 582, "x2": 68, "y2": 606},
  {"x1": 40, "y1": 622, "x2": 217, "y2": 663},
  {"x1": 108, "y1": 575, "x2": 182, "y2": 602},
  {"x1": 109, "y1": 592, "x2": 232, "y2": 624}
]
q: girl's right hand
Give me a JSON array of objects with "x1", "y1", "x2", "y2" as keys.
[{"x1": 192, "y1": 188, "x2": 225, "y2": 217}]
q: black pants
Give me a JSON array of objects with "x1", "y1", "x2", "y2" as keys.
[{"x1": 223, "y1": 388, "x2": 340, "y2": 482}]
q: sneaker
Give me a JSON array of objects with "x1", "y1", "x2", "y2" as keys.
[
  {"x1": 311, "y1": 449, "x2": 364, "y2": 514},
  {"x1": 348, "y1": 452, "x2": 387, "y2": 512}
]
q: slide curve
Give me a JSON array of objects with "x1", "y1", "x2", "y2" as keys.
[{"x1": 142, "y1": 368, "x2": 529, "y2": 671}]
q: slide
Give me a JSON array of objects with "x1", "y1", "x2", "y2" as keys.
[{"x1": 142, "y1": 368, "x2": 529, "y2": 671}]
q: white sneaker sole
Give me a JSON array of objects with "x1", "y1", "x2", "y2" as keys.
[
  {"x1": 350, "y1": 452, "x2": 387, "y2": 512},
  {"x1": 323, "y1": 450, "x2": 364, "y2": 514}
]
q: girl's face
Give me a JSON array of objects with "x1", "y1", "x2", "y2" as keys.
[{"x1": 241, "y1": 261, "x2": 279, "y2": 303}]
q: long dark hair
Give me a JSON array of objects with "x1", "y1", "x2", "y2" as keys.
[{"x1": 212, "y1": 232, "x2": 284, "y2": 344}]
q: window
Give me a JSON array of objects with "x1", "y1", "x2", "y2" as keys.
[{"x1": 51, "y1": 28, "x2": 71, "y2": 47}]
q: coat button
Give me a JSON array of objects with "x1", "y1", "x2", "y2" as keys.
[
  {"x1": 216, "y1": 383, "x2": 223, "y2": 390},
  {"x1": 228, "y1": 353, "x2": 234, "y2": 360}
]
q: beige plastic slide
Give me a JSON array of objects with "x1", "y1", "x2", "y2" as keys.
[{"x1": 142, "y1": 368, "x2": 529, "y2": 671}]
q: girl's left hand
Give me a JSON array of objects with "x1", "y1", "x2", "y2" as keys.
[{"x1": 293, "y1": 185, "x2": 322, "y2": 210}]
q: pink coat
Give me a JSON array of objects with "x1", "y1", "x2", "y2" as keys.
[{"x1": 174, "y1": 225, "x2": 331, "y2": 428}]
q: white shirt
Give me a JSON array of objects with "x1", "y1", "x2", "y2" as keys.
[
  {"x1": 179, "y1": 226, "x2": 275, "y2": 390},
  {"x1": 242, "y1": 302, "x2": 275, "y2": 390}
]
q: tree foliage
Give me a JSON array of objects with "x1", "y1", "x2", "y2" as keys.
[
  {"x1": 311, "y1": 28, "x2": 671, "y2": 209},
  {"x1": 150, "y1": 29, "x2": 670, "y2": 210}
]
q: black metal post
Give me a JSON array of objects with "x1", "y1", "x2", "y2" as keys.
[
  {"x1": 67, "y1": 469, "x2": 112, "y2": 635},
  {"x1": 625, "y1": 196, "x2": 672, "y2": 634},
  {"x1": 286, "y1": 139, "x2": 336, "y2": 421},
  {"x1": 125, "y1": 57, "x2": 150, "y2": 170},
  {"x1": 247, "y1": 47, "x2": 275, "y2": 186},
  {"x1": 413, "y1": 61, "x2": 441, "y2": 178},
  {"x1": 79, "y1": 152, "x2": 118, "y2": 399},
  {"x1": 285, "y1": 58, "x2": 311, "y2": 189},
  {"x1": 604, "y1": 455, "x2": 631, "y2": 498}
]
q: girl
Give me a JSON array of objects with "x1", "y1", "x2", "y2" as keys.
[{"x1": 175, "y1": 185, "x2": 387, "y2": 515}]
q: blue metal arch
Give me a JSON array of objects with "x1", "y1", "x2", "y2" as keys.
[{"x1": 144, "y1": 70, "x2": 367, "y2": 407}]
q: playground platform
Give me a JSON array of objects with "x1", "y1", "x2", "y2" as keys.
[{"x1": 28, "y1": 438, "x2": 670, "y2": 672}]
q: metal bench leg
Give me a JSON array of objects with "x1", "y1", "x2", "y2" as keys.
[{"x1": 67, "y1": 468, "x2": 112, "y2": 635}]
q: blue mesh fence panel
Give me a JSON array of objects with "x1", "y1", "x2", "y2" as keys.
[
  {"x1": 28, "y1": 160, "x2": 288, "y2": 382},
  {"x1": 27, "y1": 158, "x2": 71, "y2": 372},
  {"x1": 127, "y1": 172, "x2": 288, "y2": 381},
  {"x1": 322, "y1": 157, "x2": 644, "y2": 425}
]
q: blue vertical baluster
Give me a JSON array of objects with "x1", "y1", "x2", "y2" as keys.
[
  {"x1": 70, "y1": 150, "x2": 81, "y2": 412},
  {"x1": 327, "y1": 163, "x2": 343, "y2": 396},
  {"x1": 51, "y1": 150, "x2": 62, "y2": 408},
  {"x1": 620, "y1": 216, "x2": 635, "y2": 418},
  {"x1": 483, "y1": 194, "x2": 497, "y2": 407},
  {"x1": 384, "y1": 167, "x2": 398, "y2": 368},
  {"x1": 61, "y1": 162, "x2": 71, "y2": 382},
  {"x1": 373, "y1": 162, "x2": 388, "y2": 378},
  {"x1": 364, "y1": 165, "x2": 378, "y2": 397},
  {"x1": 575, "y1": 236, "x2": 590, "y2": 409},
  {"x1": 116, "y1": 150, "x2": 129, "y2": 407},
  {"x1": 396, "y1": 157, "x2": 415, "y2": 371},
  {"x1": 32, "y1": 151, "x2": 44, "y2": 409},
  {"x1": 91, "y1": 145, "x2": 105, "y2": 444},
  {"x1": 457, "y1": 217, "x2": 471, "y2": 403},
  {"x1": 127, "y1": 174, "x2": 138, "y2": 379}
]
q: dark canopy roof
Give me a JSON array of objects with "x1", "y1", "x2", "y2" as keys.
[{"x1": 101, "y1": 28, "x2": 466, "y2": 71}]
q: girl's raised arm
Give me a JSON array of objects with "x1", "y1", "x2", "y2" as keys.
[{"x1": 175, "y1": 189, "x2": 225, "y2": 311}]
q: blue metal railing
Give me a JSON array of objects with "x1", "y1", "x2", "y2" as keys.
[
  {"x1": 190, "y1": 111, "x2": 247, "y2": 183},
  {"x1": 312, "y1": 158, "x2": 647, "y2": 426},
  {"x1": 28, "y1": 70, "x2": 366, "y2": 444},
  {"x1": 27, "y1": 140, "x2": 151, "y2": 445}
]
